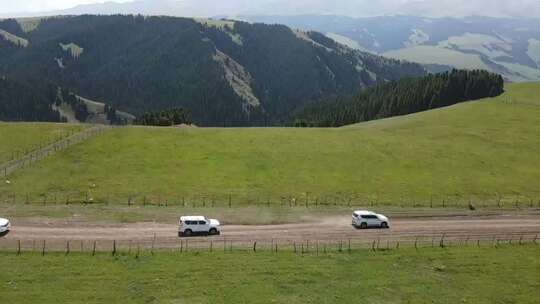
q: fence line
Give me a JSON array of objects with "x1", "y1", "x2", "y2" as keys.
[
  {"x1": 0, "y1": 125, "x2": 108, "y2": 177},
  {"x1": 1, "y1": 191, "x2": 539, "y2": 210},
  {"x1": 1, "y1": 233, "x2": 538, "y2": 254}
]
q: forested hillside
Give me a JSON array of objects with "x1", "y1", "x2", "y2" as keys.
[
  {"x1": 0, "y1": 77, "x2": 64, "y2": 122},
  {"x1": 294, "y1": 70, "x2": 504, "y2": 127},
  {"x1": 0, "y1": 15, "x2": 426, "y2": 126}
]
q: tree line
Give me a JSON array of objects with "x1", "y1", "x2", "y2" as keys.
[
  {"x1": 134, "y1": 108, "x2": 192, "y2": 126},
  {"x1": 293, "y1": 69, "x2": 504, "y2": 127}
]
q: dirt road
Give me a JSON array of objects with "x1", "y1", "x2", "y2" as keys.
[{"x1": 1, "y1": 213, "x2": 539, "y2": 251}]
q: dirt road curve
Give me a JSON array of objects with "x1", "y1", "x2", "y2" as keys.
[{"x1": 1, "y1": 213, "x2": 539, "y2": 251}]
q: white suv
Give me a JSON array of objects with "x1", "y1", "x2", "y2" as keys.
[
  {"x1": 178, "y1": 216, "x2": 221, "y2": 237},
  {"x1": 352, "y1": 210, "x2": 389, "y2": 229},
  {"x1": 0, "y1": 217, "x2": 11, "y2": 235}
]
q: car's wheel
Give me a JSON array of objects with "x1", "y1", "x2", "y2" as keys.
[
  {"x1": 183, "y1": 229, "x2": 193, "y2": 237},
  {"x1": 209, "y1": 228, "x2": 218, "y2": 235},
  {"x1": 360, "y1": 222, "x2": 368, "y2": 229},
  {"x1": 381, "y1": 222, "x2": 389, "y2": 229}
]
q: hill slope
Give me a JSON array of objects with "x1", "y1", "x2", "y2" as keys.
[
  {"x1": 0, "y1": 122, "x2": 85, "y2": 163},
  {"x1": 241, "y1": 15, "x2": 540, "y2": 82},
  {"x1": 0, "y1": 15, "x2": 425, "y2": 126},
  {"x1": 294, "y1": 69, "x2": 504, "y2": 127},
  {"x1": 1, "y1": 83, "x2": 538, "y2": 205}
]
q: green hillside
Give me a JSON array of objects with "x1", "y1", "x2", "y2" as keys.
[
  {"x1": 1, "y1": 83, "x2": 539, "y2": 205},
  {"x1": 0, "y1": 15, "x2": 425, "y2": 126},
  {"x1": 0, "y1": 122, "x2": 85, "y2": 163}
]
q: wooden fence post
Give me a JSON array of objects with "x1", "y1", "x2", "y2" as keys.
[
  {"x1": 17, "y1": 240, "x2": 21, "y2": 255},
  {"x1": 151, "y1": 233, "x2": 156, "y2": 255},
  {"x1": 66, "y1": 240, "x2": 70, "y2": 255},
  {"x1": 42, "y1": 240, "x2": 46, "y2": 256},
  {"x1": 440, "y1": 234, "x2": 446, "y2": 248},
  {"x1": 92, "y1": 241, "x2": 96, "y2": 256},
  {"x1": 253, "y1": 241, "x2": 257, "y2": 252},
  {"x1": 112, "y1": 240, "x2": 116, "y2": 256}
]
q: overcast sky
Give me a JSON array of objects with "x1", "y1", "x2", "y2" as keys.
[
  {"x1": 0, "y1": 0, "x2": 131, "y2": 13},
  {"x1": 2, "y1": 0, "x2": 540, "y2": 17}
]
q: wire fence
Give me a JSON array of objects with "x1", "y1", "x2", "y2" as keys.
[
  {"x1": 1, "y1": 191, "x2": 539, "y2": 210},
  {"x1": 0, "y1": 125, "x2": 108, "y2": 177},
  {"x1": 0, "y1": 232, "x2": 537, "y2": 255}
]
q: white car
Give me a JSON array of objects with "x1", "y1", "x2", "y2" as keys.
[
  {"x1": 0, "y1": 217, "x2": 11, "y2": 235},
  {"x1": 352, "y1": 210, "x2": 389, "y2": 229},
  {"x1": 178, "y1": 216, "x2": 221, "y2": 237}
]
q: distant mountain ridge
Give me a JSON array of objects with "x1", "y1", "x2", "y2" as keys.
[
  {"x1": 240, "y1": 15, "x2": 540, "y2": 82},
  {"x1": 0, "y1": 15, "x2": 425, "y2": 125},
  {"x1": 4, "y1": 0, "x2": 540, "y2": 19}
]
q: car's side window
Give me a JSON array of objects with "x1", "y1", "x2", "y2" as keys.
[{"x1": 198, "y1": 221, "x2": 206, "y2": 225}]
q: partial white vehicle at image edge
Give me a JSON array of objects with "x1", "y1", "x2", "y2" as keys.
[
  {"x1": 352, "y1": 210, "x2": 390, "y2": 229},
  {"x1": 178, "y1": 216, "x2": 221, "y2": 237},
  {"x1": 0, "y1": 217, "x2": 11, "y2": 235}
]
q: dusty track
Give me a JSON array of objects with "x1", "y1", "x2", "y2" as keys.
[{"x1": 1, "y1": 213, "x2": 539, "y2": 251}]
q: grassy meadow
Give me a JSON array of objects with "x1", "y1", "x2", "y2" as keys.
[
  {"x1": 1, "y1": 83, "x2": 539, "y2": 206},
  {"x1": 0, "y1": 122, "x2": 85, "y2": 164},
  {"x1": 0, "y1": 245, "x2": 538, "y2": 303}
]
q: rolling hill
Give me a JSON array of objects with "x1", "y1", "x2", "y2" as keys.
[
  {"x1": 1, "y1": 82, "x2": 538, "y2": 205},
  {"x1": 0, "y1": 15, "x2": 425, "y2": 126},
  {"x1": 241, "y1": 15, "x2": 540, "y2": 82}
]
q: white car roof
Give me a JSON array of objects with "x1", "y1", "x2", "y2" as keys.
[
  {"x1": 353, "y1": 210, "x2": 375, "y2": 215},
  {"x1": 0, "y1": 218, "x2": 9, "y2": 225},
  {"x1": 180, "y1": 216, "x2": 206, "y2": 221}
]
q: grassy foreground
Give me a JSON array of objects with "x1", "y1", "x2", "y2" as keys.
[
  {"x1": 0, "y1": 246, "x2": 538, "y2": 303},
  {"x1": 1, "y1": 83, "x2": 540, "y2": 205},
  {"x1": 0, "y1": 122, "x2": 85, "y2": 163}
]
